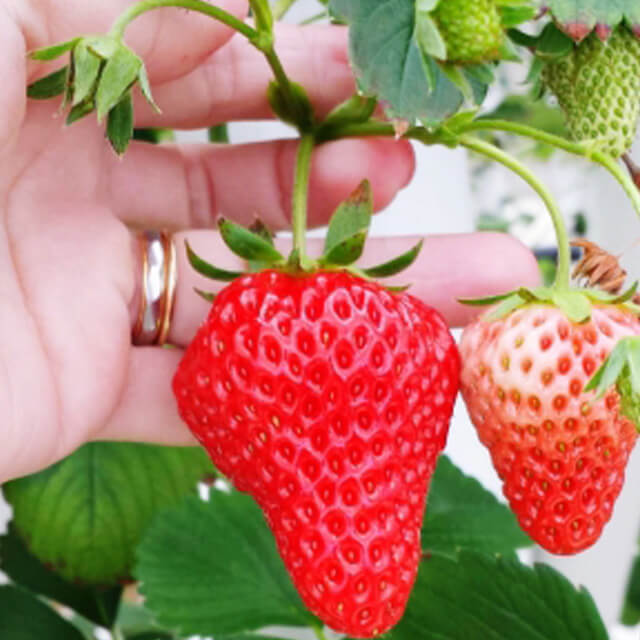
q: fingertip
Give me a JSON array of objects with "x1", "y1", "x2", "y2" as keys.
[
  {"x1": 477, "y1": 232, "x2": 541, "y2": 290},
  {"x1": 308, "y1": 138, "x2": 416, "y2": 226}
]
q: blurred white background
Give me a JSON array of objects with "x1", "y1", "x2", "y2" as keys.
[{"x1": 2, "y1": 1, "x2": 640, "y2": 639}]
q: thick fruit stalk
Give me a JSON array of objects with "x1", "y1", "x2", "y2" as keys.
[{"x1": 542, "y1": 27, "x2": 640, "y2": 157}]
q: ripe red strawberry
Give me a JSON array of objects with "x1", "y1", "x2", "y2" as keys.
[
  {"x1": 173, "y1": 269, "x2": 459, "y2": 637},
  {"x1": 460, "y1": 304, "x2": 640, "y2": 554}
]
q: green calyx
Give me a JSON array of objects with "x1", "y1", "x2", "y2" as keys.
[
  {"x1": 27, "y1": 35, "x2": 159, "y2": 155},
  {"x1": 460, "y1": 282, "x2": 639, "y2": 323},
  {"x1": 585, "y1": 337, "x2": 640, "y2": 432},
  {"x1": 185, "y1": 181, "x2": 424, "y2": 302}
]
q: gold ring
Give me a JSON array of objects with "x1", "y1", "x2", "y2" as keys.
[{"x1": 132, "y1": 230, "x2": 177, "y2": 346}]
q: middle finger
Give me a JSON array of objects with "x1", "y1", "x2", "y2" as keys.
[{"x1": 134, "y1": 24, "x2": 356, "y2": 129}]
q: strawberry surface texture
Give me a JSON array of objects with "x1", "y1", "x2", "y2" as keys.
[
  {"x1": 173, "y1": 270, "x2": 460, "y2": 637},
  {"x1": 460, "y1": 304, "x2": 640, "y2": 554},
  {"x1": 542, "y1": 27, "x2": 640, "y2": 157},
  {"x1": 433, "y1": 0, "x2": 504, "y2": 64}
]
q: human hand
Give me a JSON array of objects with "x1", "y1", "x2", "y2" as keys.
[{"x1": 0, "y1": 0, "x2": 539, "y2": 484}]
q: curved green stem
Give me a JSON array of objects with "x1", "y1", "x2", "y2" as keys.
[
  {"x1": 459, "y1": 135, "x2": 571, "y2": 290},
  {"x1": 461, "y1": 119, "x2": 640, "y2": 220},
  {"x1": 110, "y1": 0, "x2": 309, "y2": 132},
  {"x1": 109, "y1": 0, "x2": 257, "y2": 40},
  {"x1": 292, "y1": 134, "x2": 315, "y2": 266}
]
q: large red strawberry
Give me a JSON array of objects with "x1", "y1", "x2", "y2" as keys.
[
  {"x1": 174, "y1": 269, "x2": 459, "y2": 637},
  {"x1": 172, "y1": 183, "x2": 460, "y2": 637},
  {"x1": 460, "y1": 301, "x2": 640, "y2": 554}
]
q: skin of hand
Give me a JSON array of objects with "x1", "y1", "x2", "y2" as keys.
[{"x1": 0, "y1": 0, "x2": 540, "y2": 484}]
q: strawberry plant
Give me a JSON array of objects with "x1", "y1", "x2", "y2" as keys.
[{"x1": 4, "y1": 0, "x2": 640, "y2": 639}]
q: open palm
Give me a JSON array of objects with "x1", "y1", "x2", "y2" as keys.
[{"x1": 0, "y1": 0, "x2": 538, "y2": 484}]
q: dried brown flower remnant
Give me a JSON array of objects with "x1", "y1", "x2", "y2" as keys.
[{"x1": 571, "y1": 239, "x2": 640, "y2": 304}]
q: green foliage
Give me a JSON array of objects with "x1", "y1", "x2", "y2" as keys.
[
  {"x1": 423, "y1": 456, "x2": 531, "y2": 556},
  {"x1": 330, "y1": 0, "x2": 467, "y2": 124},
  {"x1": 621, "y1": 552, "x2": 640, "y2": 625},
  {"x1": 0, "y1": 586, "x2": 86, "y2": 640},
  {"x1": 0, "y1": 525, "x2": 122, "y2": 627},
  {"x1": 546, "y1": 0, "x2": 640, "y2": 38},
  {"x1": 135, "y1": 491, "x2": 318, "y2": 637},
  {"x1": 3, "y1": 443, "x2": 213, "y2": 584},
  {"x1": 349, "y1": 552, "x2": 608, "y2": 640}
]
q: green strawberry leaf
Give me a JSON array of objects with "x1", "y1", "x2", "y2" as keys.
[
  {"x1": 330, "y1": 0, "x2": 466, "y2": 124},
  {"x1": 360, "y1": 551, "x2": 608, "y2": 640},
  {"x1": 29, "y1": 38, "x2": 81, "y2": 61},
  {"x1": 107, "y1": 91, "x2": 134, "y2": 156},
  {"x1": 126, "y1": 634, "x2": 175, "y2": 640},
  {"x1": 621, "y1": 550, "x2": 640, "y2": 625},
  {"x1": 362, "y1": 240, "x2": 423, "y2": 278},
  {"x1": 27, "y1": 67, "x2": 69, "y2": 100},
  {"x1": 0, "y1": 586, "x2": 86, "y2": 640},
  {"x1": 458, "y1": 290, "x2": 518, "y2": 306},
  {"x1": 546, "y1": 0, "x2": 640, "y2": 41},
  {"x1": 322, "y1": 180, "x2": 372, "y2": 265},
  {"x1": 423, "y1": 457, "x2": 531, "y2": 556},
  {"x1": 72, "y1": 42, "x2": 102, "y2": 106},
  {"x1": 0, "y1": 525, "x2": 122, "y2": 628},
  {"x1": 219, "y1": 219, "x2": 284, "y2": 263},
  {"x1": 3, "y1": 442, "x2": 213, "y2": 585},
  {"x1": 96, "y1": 44, "x2": 142, "y2": 121},
  {"x1": 135, "y1": 490, "x2": 319, "y2": 637},
  {"x1": 185, "y1": 240, "x2": 244, "y2": 282}
]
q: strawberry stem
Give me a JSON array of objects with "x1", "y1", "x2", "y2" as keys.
[
  {"x1": 459, "y1": 119, "x2": 640, "y2": 221},
  {"x1": 109, "y1": 0, "x2": 257, "y2": 40},
  {"x1": 458, "y1": 135, "x2": 571, "y2": 290},
  {"x1": 109, "y1": 0, "x2": 308, "y2": 132},
  {"x1": 291, "y1": 133, "x2": 315, "y2": 269}
]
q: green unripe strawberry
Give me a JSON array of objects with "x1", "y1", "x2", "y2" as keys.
[
  {"x1": 433, "y1": 0, "x2": 504, "y2": 64},
  {"x1": 542, "y1": 27, "x2": 640, "y2": 157}
]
